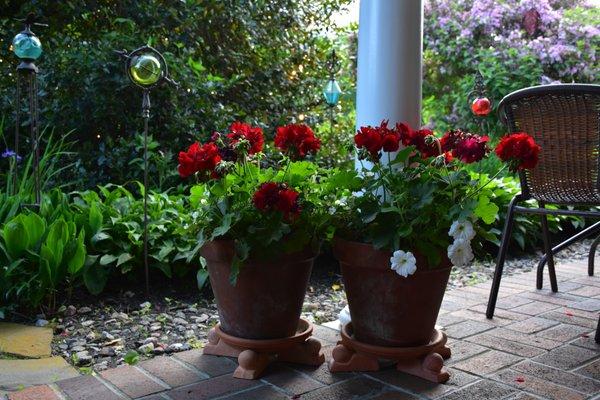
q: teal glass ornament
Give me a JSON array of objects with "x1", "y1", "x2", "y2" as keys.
[
  {"x1": 323, "y1": 79, "x2": 342, "y2": 106},
  {"x1": 12, "y1": 33, "x2": 42, "y2": 60},
  {"x1": 129, "y1": 53, "x2": 162, "y2": 86}
]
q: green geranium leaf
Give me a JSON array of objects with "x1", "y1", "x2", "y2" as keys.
[
  {"x1": 474, "y1": 196, "x2": 499, "y2": 225},
  {"x1": 196, "y1": 268, "x2": 209, "y2": 290}
]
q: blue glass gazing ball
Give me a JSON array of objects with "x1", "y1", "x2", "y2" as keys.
[{"x1": 12, "y1": 33, "x2": 42, "y2": 60}]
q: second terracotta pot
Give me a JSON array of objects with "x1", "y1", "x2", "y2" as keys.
[
  {"x1": 333, "y1": 238, "x2": 451, "y2": 347},
  {"x1": 201, "y1": 240, "x2": 317, "y2": 340}
]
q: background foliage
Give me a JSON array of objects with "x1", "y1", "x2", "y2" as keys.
[{"x1": 0, "y1": 0, "x2": 353, "y2": 187}]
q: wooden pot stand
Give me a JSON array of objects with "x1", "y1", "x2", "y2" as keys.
[
  {"x1": 329, "y1": 323, "x2": 451, "y2": 383},
  {"x1": 203, "y1": 318, "x2": 325, "y2": 379}
]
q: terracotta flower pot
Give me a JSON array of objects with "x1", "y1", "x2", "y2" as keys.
[
  {"x1": 333, "y1": 238, "x2": 451, "y2": 347},
  {"x1": 201, "y1": 240, "x2": 317, "y2": 340}
]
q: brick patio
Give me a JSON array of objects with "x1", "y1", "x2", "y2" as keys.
[{"x1": 4, "y1": 260, "x2": 600, "y2": 400}]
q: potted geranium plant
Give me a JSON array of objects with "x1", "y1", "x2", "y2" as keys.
[
  {"x1": 179, "y1": 121, "x2": 336, "y2": 340},
  {"x1": 331, "y1": 121, "x2": 540, "y2": 347}
]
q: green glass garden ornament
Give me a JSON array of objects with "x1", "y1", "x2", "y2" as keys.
[
  {"x1": 129, "y1": 53, "x2": 162, "y2": 86},
  {"x1": 12, "y1": 32, "x2": 42, "y2": 60}
]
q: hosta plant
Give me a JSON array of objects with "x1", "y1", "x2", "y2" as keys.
[
  {"x1": 332, "y1": 121, "x2": 540, "y2": 275},
  {"x1": 179, "y1": 121, "x2": 339, "y2": 282}
]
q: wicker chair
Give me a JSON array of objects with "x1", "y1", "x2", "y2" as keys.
[{"x1": 486, "y1": 84, "x2": 600, "y2": 321}]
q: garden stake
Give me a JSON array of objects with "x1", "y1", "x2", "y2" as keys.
[
  {"x1": 116, "y1": 45, "x2": 177, "y2": 295},
  {"x1": 12, "y1": 13, "x2": 46, "y2": 207},
  {"x1": 323, "y1": 50, "x2": 342, "y2": 136}
]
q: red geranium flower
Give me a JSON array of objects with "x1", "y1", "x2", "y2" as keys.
[
  {"x1": 440, "y1": 130, "x2": 464, "y2": 152},
  {"x1": 252, "y1": 182, "x2": 281, "y2": 211},
  {"x1": 453, "y1": 134, "x2": 490, "y2": 163},
  {"x1": 396, "y1": 122, "x2": 413, "y2": 146},
  {"x1": 253, "y1": 182, "x2": 301, "y2": 219},
  {"x1": 404, "y1": 128, "x2": 440, "y2": 158},
  {"x1": 355, "y1": 120, "x2": 401, "y2": 159},
  {"x1": 495, "y1": 132, "x2": 541, "y2": 170},
  {"x1": 277, "y1": 188, "x2": 301, "y2": 217},
  {"x1": 355, "y1": 125, "x2": 383, "y2": 158},
  {"x1": 472, "y1": 97, "x2": 492, "y2": 116},
  {"x1": 177, "y1": 142, "x2": 222, "y2": 178},
  {"x1": 227, "y1": 121, "x2": 264, "y2": 155},
  {"x1": 275, "y1": 124, "x2": 321, "y2": 159}
]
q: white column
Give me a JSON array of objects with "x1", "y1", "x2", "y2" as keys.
[{"x1": 355, "y1": 0, "x2": 423, "y2": 168}]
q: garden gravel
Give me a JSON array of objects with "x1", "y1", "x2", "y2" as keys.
[{"x1": 49, "y1": 239, "x2": 596, "y2": 372}]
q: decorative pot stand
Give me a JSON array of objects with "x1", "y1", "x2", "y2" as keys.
[
  {"x1": 329, "y1": 323, "x2": 451, "y2": 383},
  {"x1": 203, "y1": 318, "x2": 325, "y2": 379}
]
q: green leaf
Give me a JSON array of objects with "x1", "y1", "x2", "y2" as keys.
[
  {"x1": 123, "y1": 350, "x2": 140, "y2": 365},
  {"x1": 116, "y1": 253, "x2": 134, "y2": 267},
  {"x1": 196, "y1": 269, "x2": 209, "y2": 290},
  {"x1": 89, "y1": 203, "x2": 103, "y2": 234},
  {"x1": 21, "y1": 213, "x2": 46, "y2": 250},
  {"x1": 2, "y1": 217, "x2": 29, "y2": 259},
  {"x1": 153, "y1": 262, "x2": 172, "y2": 278},
  {"x1": 474, "y1": 195, "x2": 500, "y2": 225},
  {"x1": 67, "y1": 231, "x2": 86, "y2": 275},
  {"x1": 212, "y1": 213, "x2": 233, "y2": 238},
  {"x1": 91, "y1": 231, "x2": 111, "y2": 244},
  {"x1": 83, "y1": 256, "x2": 108, "y2": 295},
  {"x1": 99, "y1": 254, "x2": 118, "y2": 266}
]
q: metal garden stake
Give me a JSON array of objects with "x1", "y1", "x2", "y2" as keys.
[{"x1": 116, "y1": 45, "x2": 177, "y2": 294}]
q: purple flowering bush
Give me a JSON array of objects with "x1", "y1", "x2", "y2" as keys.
[{"x1": 423, "y1": 0, "x2": 599, "y2": 137}]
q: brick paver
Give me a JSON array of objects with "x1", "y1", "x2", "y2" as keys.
[
  {"x1": 56, "y1": 375, "x2": 122, "y2": 400},
  {"x1": 6, "y1": 385, "x2": 59, "y2": 400},
  {"x1": 6, "y1": 258, "x2": 599, "y2": 399},
  {"x1": 100, "y1": 364, "x2": 167, "y2": 398},
  {"x1": 166, "y1": 374, "x2": 259, "y2": 400},
  {"x1": 139, "y1": 356, "x2": 205, "y2": 387},
  {"x1": 453, "y1": 350, "x2": 522, "y2": 376},
  {"x1": 532, "y1": 345, "x2": 599, "y2": 370}
]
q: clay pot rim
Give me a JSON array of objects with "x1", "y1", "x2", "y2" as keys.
[
  {"x1": 201, "y1": 239, "x2": 320, "y2": 264},
  {"x1": 215, "y1": 318, "x2": 313, "y2": 351},
  {"x1": 333, "y1": 236, "x2": 452, "y2": 273}
]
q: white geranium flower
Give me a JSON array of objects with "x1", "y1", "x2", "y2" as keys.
[
  {"x1": 447, "y1": 239, "x2": 474, "y2": 267},
  {"x1": 448, "y1": 220, "x2": 475, "y2": 242},
  {"x1": 339, "y1": 305, "x2": 351, "y2": 326},
  {"x1": 390, "y1": 250, "x2": 417, "y2": 277}
]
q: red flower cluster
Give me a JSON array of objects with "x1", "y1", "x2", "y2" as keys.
[
  {"x1": 354, "y1": 120, "x2": 401, "y2": 159},
  {"x1": 227, "y1": 121, "x2": 264, "y2": 155},
  {"x1": 252, "y1": 182, "x2": 301, "y2": 219},
  {"x1": 495, "y1": 132, "x2": 541, "y2": 170},
  {"x1": 441, "y1": 130, "x2": 490, "y2": 164},
  {"x1": 471, "y1": 97, "x2": 492, "y2": 116},
  {"x1": 178, "y1": 142, "x2": 222, "y2": 178},
  {"x1": 274, "y1": 124, "x2": 321, "y2": 159},
  {"x1": 402, "y1": 127, "x2": 441, "y2": 158},
  {"x1": 354, "y1": 121, "x2": 491, "y2": 165}
]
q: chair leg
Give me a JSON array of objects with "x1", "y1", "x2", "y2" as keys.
[
  {"x1": 538, "y1": 202, "x2": 558, "y2": 292},
  {"x1": 537, "y1": 221, "x2": 600, "y2": 276},
  {"x1": 588, "y1": 235, "x2": 600, "y2": 277},
  {"x1": 487, "y1": 195, "x2": 522, "y2": 319}
]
